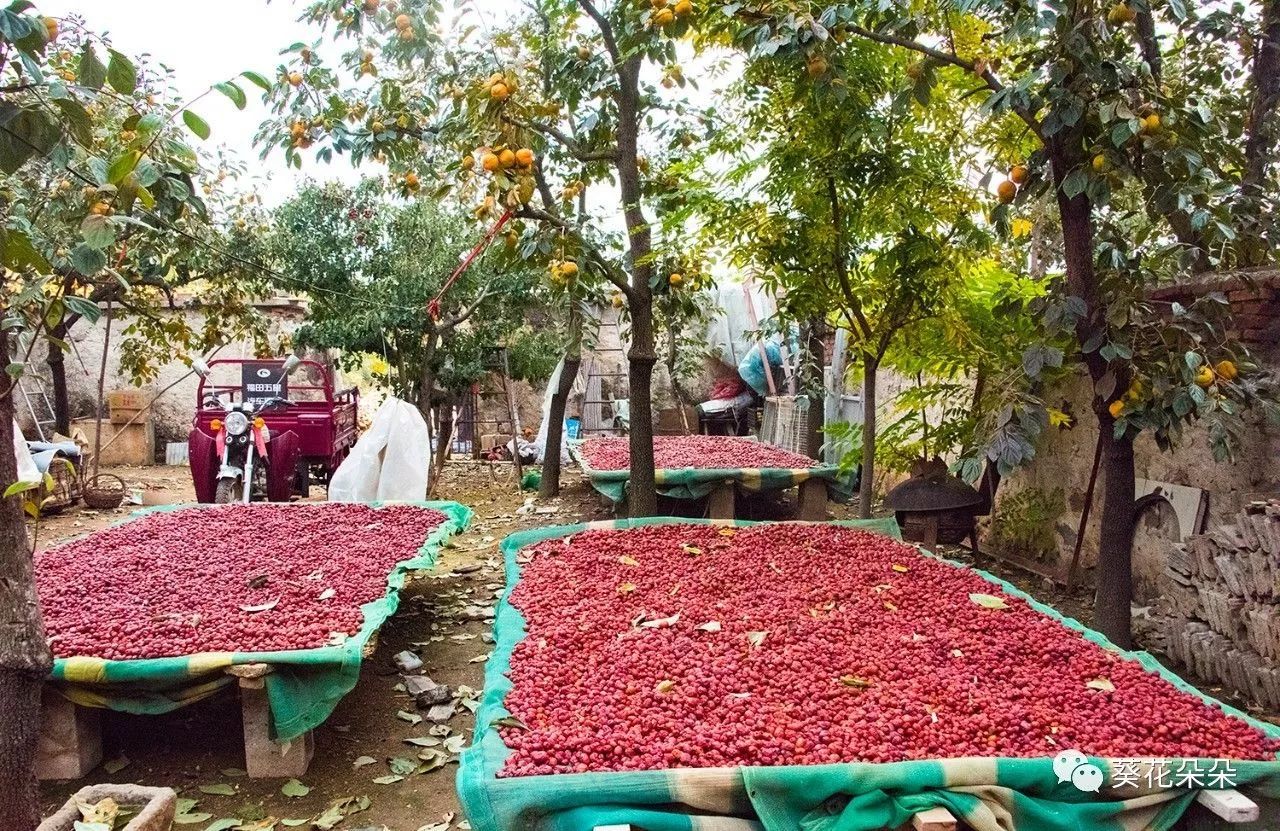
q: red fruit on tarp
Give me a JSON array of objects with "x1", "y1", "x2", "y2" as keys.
[
  {"x1": 35, "y1": 503, "x2": 447, "y2": 660},
  {"x1": 580, "y1": 435, "x2": 818, "y2": 471},
  {"x1": 496, "y1": 524, "x2": 1280, "y2": 776}
]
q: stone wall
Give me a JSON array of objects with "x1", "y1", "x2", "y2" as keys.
[
  {"x1": 1156, "y1": 500, "x2": 1280, "y2": 709},
  {"x1": 985, "y1": 270, "x2": 1280, "y2": 599},
  {"x1": 20, "y1": 298, "x2": 307, "y2": 455}
]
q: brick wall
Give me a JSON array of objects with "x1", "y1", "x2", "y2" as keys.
[{"x1": 1148, "y1": 268, "x2": 1280, "y2": 346}]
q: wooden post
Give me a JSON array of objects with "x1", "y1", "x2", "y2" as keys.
[
  {"x1": 230, "y1": 665, "x2": 314, "y2": 778},
  {"x1": 919, "y1": 514, "x2": 940, "y2": 553},
  {"x1": 797, "y1": 479, "x2": 828, "y2": 521},
  {"x1": 1195, "y1": 789, "x2": 1260, "y2": 823},
  {"x1": 36, "y1": 688, "x2": 102, "y2": 780},
  {"x1": 501, "y1": 349, "x2": 523, "y2": 482},
  {"x1": 707, "y1": 482, "x2": 735, "y2": 519}
]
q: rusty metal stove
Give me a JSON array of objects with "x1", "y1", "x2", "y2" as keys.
[{"x1": 884, "y1": 458, "x2": 983, "y2": 551}]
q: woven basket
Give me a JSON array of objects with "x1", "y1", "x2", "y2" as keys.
[{"x1": 83, "y1": 473, "x2": 126, "y2": 510}]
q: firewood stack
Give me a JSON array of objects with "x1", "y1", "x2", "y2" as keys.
[{"x1": 1158, "y1": 499, "x2": 1280, "y2": 709}]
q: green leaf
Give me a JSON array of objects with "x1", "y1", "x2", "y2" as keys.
[
  {"x1": 106, "y1": 150, "x2": 141, "y2": 185},
  {"x1": 198, "y1": 783, "x2": 236, "y2": 796},
  {"x1": 969, "y1": 593, "x2": 1009, "y2": 610},
  {"x1": 280, "y1": 778, "x2": 310, "y2": 798},
  {"x1": 280, "y1": 821, "x2": 309, "y2": 828},
  {"x1": 0, "y1": 106, "x2": 61, "y2": 173},
  {"x1": 170, "y1": 814, "x2": 213, "y2": 825},
  {"x1": 135, "y1": 112, "x2": 164, "y2": 135},
  {"x1": 241, "y1": 70, "x2": 272, "y2": 91},
  {"x1": 70, "y1": 244, "x2": 107, "y2": 275},
  {"x1": 371, "y1": 774, "x2": 404, "y2": 784},
  {"x1": 106, "y1": 49, "x2": 138, "y2": 94},
  {"x1": 4, "y1": 480, "x2": 38, "y2": 498},
  {"x1": 78, "y1": 44, "x2": 107, "y2": 89},
  {"x1": 214, "y1": 81, "x2": 246, "y2": 109},
  {"x1": 102, "y1": 754, "x2": 130, "y2": 773},
  {"x1": 203, "y1": 821, "x2": 242, "y2": 831},
  {"x1": 2, "y1": 226, "x2": 51, "y2": 272},
  {"x1": 182, "y1": 109, "x2": 210, "y2": 140},
  {"x1": 80, "y1": 214, "x2": 115, "y2": 249}
]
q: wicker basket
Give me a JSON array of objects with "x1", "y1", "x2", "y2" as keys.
[{"x1": 82, "y1": 473, "x2": 126, "y2": 510}]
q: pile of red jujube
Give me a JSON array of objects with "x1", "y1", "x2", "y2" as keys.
[
  {"x1": 579, "y1": 435, "x2": 819, "y2": 471},
  {"x1": 36, "y1": 503, "x2": 447, "y2": 660},
  {"x1": 498, "y1": 523, "x2": 1280, "y2": 776}
]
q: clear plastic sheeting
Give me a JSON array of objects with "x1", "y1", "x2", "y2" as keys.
[
  {"x1": 328, "y1": 397, "x2": 431, "y2": 502},
  {"x1": 13, "y1": 419, "x2": 40, "y2": 484}
]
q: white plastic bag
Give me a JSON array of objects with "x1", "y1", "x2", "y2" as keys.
[
  {"x1": 534, "y1": 358, "x2": 572, "y2": 465},
  {"x1": 328, "y1": 397, "x2": 431, "y2": 502},
  {"x1": 12, "y1": 420, "x2": 39, "y2": 485}
]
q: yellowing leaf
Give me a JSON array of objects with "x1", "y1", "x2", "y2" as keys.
[
  {"x1": 681, "y1": 544, "x2": 702, "y2": 555},
  {"x1": 655, "y1": 679, "x2": 676, "y2": 694},
  {"x1": 746, "y1": 630, "x2": 768, "y2": 648},
  {"x1": 1011, "y1": 217, "x2": 1034, "y2": 239},
  {"x1": 1086, "y1": 677, "x2": 1116, "y2": 692},
  {"x1": 619, "y1": 555, "x2": 639, "y2": 567},
  {"x1": 891, "y1": 564, "x2": 910, "y2": 573},
  {"x1": 694, "y1": 621, "x2": 721, "y2": 632},
  {"x1": 839, "y1": 675, "x2": 873, "y2": 688},
  {"x1": 1047, "y1": 407, "x2": 1074, "y2": 429},
  {"x1": 969, "y1": 593, "x2": 1009, "y2": 610},
  {"x1": 718, "y1": 527, "x2": 736, "y2": 537},
  {"x1": 883, "y1": 601, "x2": 898, "y2": 612},
  {"x1": 618, "y1": 582, "x2": 637, "y2": 594},
  {"x1": 353, "y1": 755, "x2": 377, "y2": 769}
]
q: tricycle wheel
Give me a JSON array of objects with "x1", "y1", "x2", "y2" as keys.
[
  {"x1": 294, "y1": 460, "x2": 311, "y2": 498},
  {"x1": 215, "y1": 478, "x2": 243, "y2": 504}
]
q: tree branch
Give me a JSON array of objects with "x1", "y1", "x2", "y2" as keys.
[
  {"x1": 503, "y1": 114, "x2": 617, "y2": 162},
  {"x1": 577, "y1": 0, "x2": 621, "y2": 65},
  {"x1": 842, "y1": 23, "x2": 1044, "y2": 141},
  {"x1": 515, "y1": 203, "x2": 631, "y2": 296}
]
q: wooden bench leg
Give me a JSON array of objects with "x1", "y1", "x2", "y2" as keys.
[
  {"x1": 797, "y1": 479, "x2": 828, "y2": 521},
  {"x1": 234, "y1": 667, "x2": 314, "y2": 778},
  {"x1": 707, "y1": 483, "x2": 735, "y2": 519},
  {"x1": 37, "y1": 687, "x2": 102, "y2": 780},
  {"x1": 910, "y1": 806, "x2": 957, "y2": 831}
]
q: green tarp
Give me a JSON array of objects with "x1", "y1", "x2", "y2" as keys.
[
  {"x1": 47, "y1": 500, "x2": 472, "y2": 741},
  {"x1": 458, "y1": 517, "x2": 1280, "y2": 831},
  {"x1": 568, "y1": 440, "x2": 850, "y2": 503}
]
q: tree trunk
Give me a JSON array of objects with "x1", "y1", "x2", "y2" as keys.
[
  {"x1": 614, "y1": 56, "x2": 658, "y2": 517},
  {"x1": 46, "y1": 321, "x2": 70, "y2": 436},
  {"x1": 626, "y1": 302, "x2": 659, "y2": 517},
  {"x1": 1244, "y1": 0, "x2": 1280, "y2": 194},
  {"x1": 540, "y1": 314, "x2": 582, "y2": 499},
  {"x1": 1093, "y1": 419, "x2": 1136, "y2": 649},
  {"x1": 858, "y1": 354, "x2": 877, "y2": 518},
  {"x1": 434, "y1": 390, "x2": 455, "y2": 479},
  {"x1": 804, "y1": 318, "x2": 825, "y2": 460},
  {"x1": 0, "y1": 328, "x2": 52, "y2": 831},
  {"x1": 1049, "y1": 126, "x2": 1136, "y2": 647}
]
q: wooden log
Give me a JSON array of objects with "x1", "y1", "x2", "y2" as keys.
[{"x1": 1195, "y1": 789, "x2": 1260, "y2": 823}]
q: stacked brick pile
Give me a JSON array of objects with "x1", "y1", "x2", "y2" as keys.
[{"x1": 1159, "y1": 499, "x2": 1280, "y2": 709}]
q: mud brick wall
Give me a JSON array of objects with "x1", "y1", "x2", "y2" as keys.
[{"x1": 1158, "y1": 499, "x2": 1280, "y2": 709}]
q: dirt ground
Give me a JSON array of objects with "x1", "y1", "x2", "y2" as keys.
[{"x1": 35, "y1": 466, "x2": 1278, "y2": 829}]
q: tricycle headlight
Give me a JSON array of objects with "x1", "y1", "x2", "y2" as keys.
[{"x1": 225, "y1": 411, "x2": 249, "y2": 436}]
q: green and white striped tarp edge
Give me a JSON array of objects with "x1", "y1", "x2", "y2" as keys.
[
  {"x1": 567, "y1": 439, "x2": 848, "y2": 503},
  {"x1": 47, "y1": 499, "x2": 472, "y2": 740},
  {"x1": 457, "y1": 516, "x2": 1280, "y2": 831}
]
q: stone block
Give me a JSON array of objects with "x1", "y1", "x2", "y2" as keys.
[
  {"x1": 36, "y1": 688, "x2": 102, "y2": 781},
  {"x1": 239, "y1": 680, "x2": 313, "y2": 778}
]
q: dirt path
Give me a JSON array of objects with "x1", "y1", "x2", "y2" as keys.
[{"x1": 38, "y1": 463, "x2": 608, "y2": 831}]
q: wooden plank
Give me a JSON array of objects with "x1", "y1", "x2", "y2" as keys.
[
  {"x1": 910, "y1": 806, "x2": 957, "y2": 831},
  {"x1": 797, "y1": 478, "x2": 828, "y2": 521},
  {"x1": 1195, "y1": 789, "x2": 1260, "y2": 823}
]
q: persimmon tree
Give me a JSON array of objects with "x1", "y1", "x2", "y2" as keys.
[
  {"x1": 260, "y1": 0, "x2": 714, "y2": 515},
  {"x1": 712, "y1": 38, "x2": 984, "y2": 516},
  {"x1": 0, "y1": 5, "x2": 266, "y2": 828},
  {"x1": 717, "y1": 0, "x2": 1280, "y2": 645}
]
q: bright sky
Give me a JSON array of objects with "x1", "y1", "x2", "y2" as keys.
[{"x1": 38, "y1": 0, "x2": 364, "y2": 206}]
